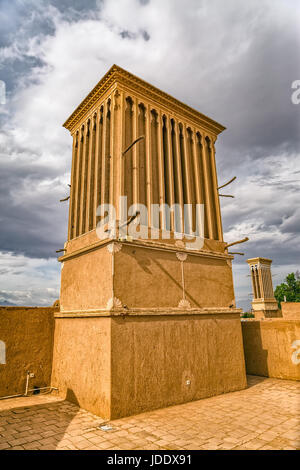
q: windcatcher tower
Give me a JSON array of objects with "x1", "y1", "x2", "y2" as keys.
[
  {"x1": 52, "y1": 65, "x2": 247, "y2": 419},
  {"x1": 247, "y1": 257, "x2": 279, "y2": 319}
]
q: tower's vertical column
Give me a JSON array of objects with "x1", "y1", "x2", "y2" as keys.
[
  {"x1": 200, "y1": 133, "x2": 214, "y2": 240},
  {"x1": 101, "y1": 100, "x2": 110, "y2": 216},
  {"x1": 137, "y1": 103, "x2": 147, "y2": 211},
  {"x1": 93, "y1": 107, "x2": 102, "y2": 228},
  {"x1": 90, "y1": 113, "x2": 97, "y2": 230},
  {"x1": 191, "y1": 129, "x2": 203, "y2": 237},
  {"x1": 68, "y1": 131, "x2": 78, "y2": 240},
  {"x1": 195, "y1": 133, "x2": 209, "y2": 239},
  {"x1": 79, "y1": 119, "x2": 90, "y2": 235},
  {"x1": 145, "y1": 105, "x2": 152, "y2": 229},
  {"x1": 181, "y1": 126, "x2": 193, "y2": 235},
  {"x1": 85, "y1": 115, "x2": 96, "y2": 232},
  {"x1": 75, "y1": 125, "x2": 84, "y2": 237},
  {"x1": 250, "y1": 267, "x2": 258, "y2": 299},
  {"x1": 119, "y1": 92, "x2": 126, "y2": 221},
  {"x1": 266, "y1": 265, "x2": 275, "y2": 298},
  {"x1": 209, "y1": 137, "x2": 223, "y2": 241},
  {"x1": 157, "y1": 111, "x2": 166, "y2": 231},
  {"x1": 124, "y1": 97, "x2": 133, "y2": 214},
  {"x1": 101, "y1": 100, "x2": 108, "y2": 217},
  {"x1": 165, "y1": 115, "x2": 175, "y2": 232},
  {"x1": 255, "y1": 266, "x2": 261, "y2": 298},
  {"x1": 185, "y1": 129, "x2": 196, "y2": 236},
  {"x1": 132, "y1": 97, "x2": 138, "y2": 214},
  {"x1": 150, "y1": 110, "x2": 160, "y2": 231},
  {"x1": 174, "y1": 120, "x2": 184, "y2": 234},
  {"x1": 259, "y1": 263, "x2": 266, "y2": 299},
  {"x1": 111, "y1": 88, "x2": 123, "y2": 222}
]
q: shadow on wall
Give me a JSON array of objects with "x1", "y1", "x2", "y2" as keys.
[
  {"x1": 242, "y1": 321, "x2": 269, "y2": 377},
  {"x1": 246, "y1": 375, "x2": 269, "y2": 388},
  {"x1": 65, "y1": 388, "x2": 80, "y2": 407}
]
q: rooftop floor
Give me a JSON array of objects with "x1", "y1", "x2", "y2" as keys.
[{"x1": 0, "y1": 376, "x2": 299, "y2": 450}]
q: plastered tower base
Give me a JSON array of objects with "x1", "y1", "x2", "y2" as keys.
[{"x1": 51, "y1": 240, "x2": 247, "y2": 419}]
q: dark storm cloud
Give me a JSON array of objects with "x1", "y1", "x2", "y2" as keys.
[
  {"x1": 237, "y1": 235, "x2": 299, "y2": 267},
  {"x1": 0, "y1": 1, "x2": 54, "y2": 94},
  {"x1": 0, "y1": 0, "x2": 100, "y2": 94},
  {"x1": 0, "y1": 159, "x2": 68, "y2": 258},
  {"x1": 280, "y1": 211, "x2": 300, "y2": 234},
  {"x1": 141, "y1": 30, "x2": 150, "y2": 41},
  {"x1": 213, "y1": 25, "x2": 300, "y2": 172},
  {"x1": 221, "y1": 167, "x2": 300, "y2": 266},
  {"x1": 50, "y1": 0, "x2": 99, "y2": 16},
  {"x1": 0, "y1": 1, "x2": 55, "y2": 49},
  {"x1": 0, "y1": 0, "x2": 99, "y2": 47},
  {"x1": 120, "y1": 29, "x2": 150, "y2": 41},
  {"x1": 0, "y1": 57, "x2": 45, "y2": 107}
]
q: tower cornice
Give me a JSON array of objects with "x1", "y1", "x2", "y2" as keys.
[{"x1": 63, "y1": 64, "x2": 226, "y2": 136}]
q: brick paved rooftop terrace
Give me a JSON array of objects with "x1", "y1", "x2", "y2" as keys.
[{"x1": 0, "y1": 376, "x2": 299, "y2": 451}]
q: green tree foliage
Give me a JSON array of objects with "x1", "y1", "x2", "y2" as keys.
[
  {"x1": 241, "y1": 312, "x2": 255, "y2": 318},
  {"x1": 274, "y1": 271, "x2": 300, "y2": 307}
]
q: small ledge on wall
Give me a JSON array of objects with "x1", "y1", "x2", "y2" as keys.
[{"x1": 54, "y1": 307, "x2": 243, "y2": 318}]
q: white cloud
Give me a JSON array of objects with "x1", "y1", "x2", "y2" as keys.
[{"x1": 0, "y1": 252, "x2": 60, "y2": 305}]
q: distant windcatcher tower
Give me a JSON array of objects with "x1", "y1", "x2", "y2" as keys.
[
  {"x1": 52, "y1": 65, "x2": 247, "y2": 420},
  {"x1": 247, "y1": 257, "x2": 279, "y2": 319}
]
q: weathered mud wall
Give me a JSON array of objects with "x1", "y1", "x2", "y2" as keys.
[
  {"x1": 0, "y1": 307, "x2": 56, "y2": 397},
  {"x1": 281, "y1": 302, "x2": 300, "y2": 320},
  {"x1": 241, "y1": 319, "x2": 300, "y2": 380}
]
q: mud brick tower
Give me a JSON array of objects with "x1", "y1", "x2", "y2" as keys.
[
  {"x1": 51, "y1": 65, "x2": 247, "y2": 419},
  {"x1": 247, "y1": 257, "x2": 279, "y2": 319}
]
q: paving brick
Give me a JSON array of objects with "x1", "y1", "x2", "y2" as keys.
[
  {"x1": 0, "y1": 442, "x2": 11, "y2": 450},
  {"x1": 0, "y1": 376, "x2": 298, "y2": 451},
  {"x1": 8, "y1": 437, "x2": 28, "y2": 446},
  {"x1": 74, "y1": 440, "x2": 92, "y2": 450}
]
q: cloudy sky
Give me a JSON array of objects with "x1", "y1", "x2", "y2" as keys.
[{"x1": 0, "y1": 0, "x2": 299, "y2": 310}]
